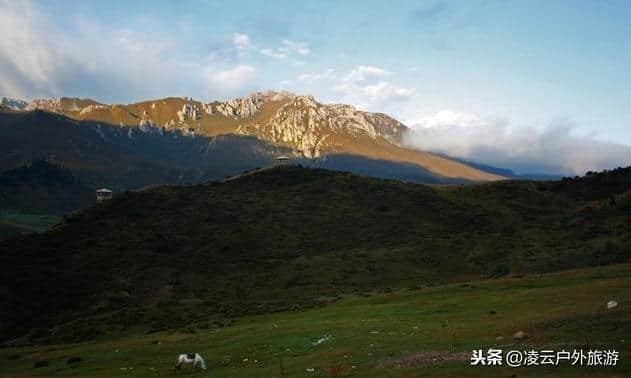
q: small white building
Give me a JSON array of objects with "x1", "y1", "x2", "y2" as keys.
[
  {"x1": 96, "y1": 188, "x2": 113, "y2": 203},
  {"x1": 275, "y1": 156, "x2": 291, "y2": 166}
]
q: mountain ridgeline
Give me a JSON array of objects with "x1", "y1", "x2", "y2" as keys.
[
  {"x1": 0, "y1": 92, "x2": 502, "y2": 190},
  {"x1": 1, "y1": 165, "x2": 629, "y2": 344}
]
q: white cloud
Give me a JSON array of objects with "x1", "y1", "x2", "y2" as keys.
[
  {"x1": 407, "y1": 110, "x2": 485, "y2": 129},
  {"x1": 332, "y1": 66, "x2": 414, "y2": 110},
  {"x1": 343, "y1": 65, "x2": 391, "y2": 83},
  {"x1": 0, "y1": 1, "x2": 267, "y2": 101},
  {"x1": 334, "y1": 81, "x2": 415, "y2": 108},
  {"x1": 232, "y1": 32, "x2": 251, "y2": 55},
  {"x1": 403, "y1": 111, "x2": 631, "y2": 175},
  {"x1": 259, "y1": 39, "x2": 311, "y2": 60},
  {"x1": 232, "y1": 33, "x2": 250, "y2": 48},
  {"x1": 362, "y1": 82, "x2": 415, "y2": 102},
  {"x1": 297, "y1": 68, "x2": 336, "y2": 83},
  {"x1": 0, "y1": 0, "x2": 203, "y2": 101},
  {"x1": 259, "y1": 48, "x2": 287, "y2": 59},
  {"x1": 0, "y1": 0, "x2": 64, "y2": 97},
  {"x1": 0, "y1": 1, "x2": 322, "y2": 102},
  {"x1": 207, "y1": 65, "x2": 256, "y2": 92},
  {"x1": 280, "y1": 39, "x2": 310, "y2": 56}
]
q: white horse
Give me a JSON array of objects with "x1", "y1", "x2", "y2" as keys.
[{"x1": 175, "y1": 353, "x2": 207, "y2": 371}]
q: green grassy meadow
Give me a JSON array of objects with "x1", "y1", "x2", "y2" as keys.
[
  {"x1": 0, "y1": 212, "x2": 61, "y2": 233},
  {"x1": 0, "y1": 211, "x2": 61, "y2": 240},
  {"x1": 2, "y1": 264, "x2": 629, "y2": 377}
]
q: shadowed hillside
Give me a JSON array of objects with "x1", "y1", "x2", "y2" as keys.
[
  {"x1": 0, "y1": 166, "x2": 629, "y2": 344},
  {"x1": 0, "y1": 110, "x2": 490, "y2": 190},
  {"x1": 0, "y1": 221, "x2": 24, "y2": 240},
  {"x1": 0, "y1": 110, "x2": 290, "y2": 190},
  {"x1": 0, "y1": 160, "x2": 93, "y2": 215}
]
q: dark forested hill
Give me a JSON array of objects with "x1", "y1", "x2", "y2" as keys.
[
  {"x1": 0, "y1": 160, "x2": 93, "y2": 215},
  {"x1": 1, "y1": 166, "x2": 629, "y2": 344}
]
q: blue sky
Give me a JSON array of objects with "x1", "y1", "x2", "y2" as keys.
[{"x1": 1, "y1": 0, "x2": 630, "y2": 174}]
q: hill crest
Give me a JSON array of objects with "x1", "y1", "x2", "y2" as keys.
[{"x1": 0, "y1": 164, "x2": 629, "y2": 343}]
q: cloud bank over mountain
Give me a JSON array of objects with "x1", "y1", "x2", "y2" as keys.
[{"x1": 403, "y1": 111, "x2": 631, "y2": 175}]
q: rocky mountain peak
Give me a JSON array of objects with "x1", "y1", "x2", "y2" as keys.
[
  {"x1": 0, "y1": 97, "x2": 29, "y2": 110},
  {"x1": 230, "y1": 92, "x2": 408, "y2": 158},
  {"x1": 1, "y1": 97, "x2": 104, "y2": 113},
  {"x1": 26, "y1": 98, "x2": 63, "y2": 112},
  {"x1": 206, "y1": 90, "x2": 295, "y2": 119}
]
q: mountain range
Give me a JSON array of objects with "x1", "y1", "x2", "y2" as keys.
[{"x1": 0, "y1": 92, "x2": 502, "y2": 191}]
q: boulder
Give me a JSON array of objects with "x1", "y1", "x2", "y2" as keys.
[{"x1": 512, "y1": 331, "x2": 528, "y2": 340}]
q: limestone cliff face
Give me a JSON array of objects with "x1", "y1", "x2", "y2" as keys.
[
  {"x1": 232, "y1": 93, "x2": 409, "y2": 158},
  {"x1": 25, "y1": 98, "x2": 101, "y2": 112},
  {"x1": 207, "y1": 90, "x2": 293, "y2": 118}
]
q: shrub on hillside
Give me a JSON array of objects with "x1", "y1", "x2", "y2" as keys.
[{"x1": 33, "y1": 360, "x2": 48, "y2": 368}]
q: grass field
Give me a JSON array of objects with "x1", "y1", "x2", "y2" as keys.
[
  {"x1": 0, "y1": 212, "x2": 61, "y2": 233},
  {"x1": 1, "y1": 264, "x2": 629, "y2": 377}
]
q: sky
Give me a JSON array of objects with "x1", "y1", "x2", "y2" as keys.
[{"x1": 1, "y1": 0, "x2": 631, "y2": 174}]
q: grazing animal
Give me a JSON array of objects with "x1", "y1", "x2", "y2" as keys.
[{"x1": 175, "y1": 353, "x2": 207, "y2": 370}]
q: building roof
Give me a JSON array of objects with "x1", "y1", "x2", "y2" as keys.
[
  {"x1": 96, "y1": 188, "x2": 113, "y2": 193},
  {"x1": 275, "y1": 156, "x2": 290, "y2": 160}
]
